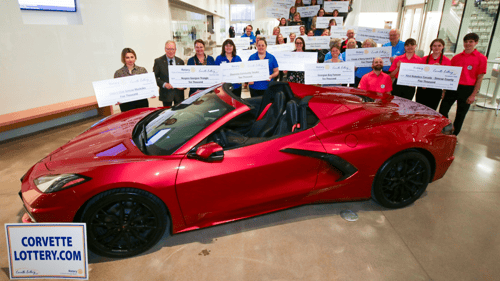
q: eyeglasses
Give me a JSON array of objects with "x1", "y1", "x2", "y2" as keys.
[
  {"x1": 295, "y1": 42, "x2": 303, "y2": 45},
  {"x1": 166, "y1": 48, "x2": 176, "y2": 51}
]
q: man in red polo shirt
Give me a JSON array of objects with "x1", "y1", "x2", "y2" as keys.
[
  {"x1": 439, "y1": 33, "x2": 487, "y2": 136},
  {"x1": 358, "y1": 57, "x2": 392, "y2": 94}
]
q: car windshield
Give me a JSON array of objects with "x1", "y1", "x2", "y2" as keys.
[{"x1": 142, "y1": 90, "x2": 234, "y2": 155}]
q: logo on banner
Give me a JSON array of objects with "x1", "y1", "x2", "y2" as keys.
[{"x1": 424, "y1": 66, "x2": 430, "y2": 72}]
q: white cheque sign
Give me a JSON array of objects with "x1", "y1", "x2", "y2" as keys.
[
  {"x1": 266, "y1": 6, "x2": 289, "y2": 18},
  {"x1": 345, "y1": 47, "x2": 392, "y2": 67},
  {"x1": 237, "y1": 49, "x2": 255, "y2": 61},
  {"x1": 329, "y1": 26, "x2": 357, "y2": 40},
  {"x1": 305, "y1": 62, "x2": 355, "y2": 84},
  {"x1": 316, "y1": 17, "x2": 343, "y2": 28},
  {"x1": 356, "y1": 27, "x2": 390, "y2": 45},
  {"x1": 273, "y1": 52, "x2": 318, "y2": 71},
  {"x1": 397, "y1": 63, "x2": 463, "y2": 91},
  {"x1": 5, "y1": 223, "x2": 88, "y2": 280},
  {"x1": 297, "y1": 5, "x2": 321, "y2": 17},
  {"x1": 262, "y1": 35, "x2": 277, "y2": 45},
  {"x1": 92, "y1": 73, "x2": 157, "y2": 108},
  {"x1": 304, "y1": 36, "x2": 331, "y2": 50},
  {"x1": 220, "y1": 60, "x2": 270, "y2": 83},
  {"x1": 279, "y1": 26, "x2": 302, "y2": 38},
  {"x1": 272, "y1": 0, "x2": 294, "y2": 8},
  {"x1": 168, "y1": 65, "x2": 221, "y2": 88},
  {"x1": 267, "y1": 43, "x2": 295, "y2": 54},
  {"x1": 232, "y1": 37, "x2": 250, "y2": 50},
  {"x1": 324, "y1": 1, "x2": 349, "y2": 13}
]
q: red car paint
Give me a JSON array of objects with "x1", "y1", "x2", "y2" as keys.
[{"x1": 20, "y1": 83, "x2": 456, "y2": 235}]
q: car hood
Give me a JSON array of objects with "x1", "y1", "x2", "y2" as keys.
[{"x1": 46, "y1": 108, "x2": 158, "y2": 171}]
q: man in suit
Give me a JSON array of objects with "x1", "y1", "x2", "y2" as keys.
[{"x1": 153, "y1": 40, "x2": 185, "y2": 107}]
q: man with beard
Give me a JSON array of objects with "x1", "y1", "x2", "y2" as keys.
[{"x1": 358, "y1": 57, "x2": 392, "y2": 94}]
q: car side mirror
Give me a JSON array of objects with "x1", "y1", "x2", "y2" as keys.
[{"x1": 188, "y1": 142, "x2": 224, "y2": 162}]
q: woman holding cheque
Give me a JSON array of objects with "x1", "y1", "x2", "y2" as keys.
[
  {"x1": 215, "y1": 39, "x2": 243, "y2": 97},
  {"x1": 416, "y1": 39, "x2": 451, "y2": 110},
  {"x1": 248, "y1": 38, "x2": 279, "y2": 97},
  {"x1": 285, "y1": 37, "x2": 307, "y2": 84},
  {"x1": 114, "y1": 48, "x2": 149, "y2": 112},
  {"x1": 389, "y1": 38, "x2": 422, "y2": 100},
  {"x1": 187, "y1": 39, "x2": 215, "y2": 96}
]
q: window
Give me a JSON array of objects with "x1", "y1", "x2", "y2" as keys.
[{"x1": 230, "y1": 4, "x2": 255, "y2": 21}]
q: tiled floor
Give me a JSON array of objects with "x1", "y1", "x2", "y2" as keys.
[{"x1": 1, "y1": 98, "x2": 499, "y2": 281}]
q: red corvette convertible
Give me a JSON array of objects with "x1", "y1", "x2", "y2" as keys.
[{"x1": 19, "y1": 82, "x2": 456, "y2": 258}]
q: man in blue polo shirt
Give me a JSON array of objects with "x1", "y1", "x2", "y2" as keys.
[
  {"x1": 382, "y1": 29, "x2": 405, "y2": 72},
  {"x1": 241, "y1": 25, "x2": 256, "y2": 45}
]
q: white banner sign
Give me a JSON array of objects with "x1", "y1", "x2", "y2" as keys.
[
  {"x1": 262, "y1": 35, "x2": 277, "y2": 45},
  {"x1": 279, "y1": 26, "x2": 302, "y2": 38},
  {"x1": 237, "y1": 49, "x2": 256, "y2": 62},
  {"x1": 266, "y1": 6, "x2": 289, "y2": 18},
  {"x1": 329, "y1": 26, "x2": 357, "y2": 40},
  {"x1": 220, "y1": 60, "x2": 270, "y2": 83},
  {"x1": 397, "y1": 63, "x2": 463, "y2": 91},
  {"x1": 92, "y1": 73, "x2": 157, "y2": 108},
  {"x1": 5, "y1": 223, "x2": 88, "y2": 280},
  {"x1": 316, "y1": 17, "x2": 344, "y2": 28},
  {"x1": 297, "y1": 5, "x2": 321, "y2": 17},
  {"x1": 324, "y1": 1, "x2": 349, "y2": 13},
  {"x1": 273, "y1": 52, "x2": 318, "y2": 71},
  {"x1": 356, "y1": 27, "x2": 391, "y2": 45},
  {"x1": 305, "y1": 62, "x2": 355, "y2": 84},
  {"x1": 345, "y1": 47, "x2": 392, "y2": 67},
  {"x1": 232, "y1": 37, "x2": 250, "y2": 50},
  {"x1": 304, "y1": 36, "x2": 331, "y2": 50},
  {"x1": 272, "y1": 0, "x2": 295, "y2": 8},
  {"x1": 267, "y1": 43, "x2": 295, "y2": 54},
  {"x1": 169, "y1": 65, "x2": 221, "y2": 88}
]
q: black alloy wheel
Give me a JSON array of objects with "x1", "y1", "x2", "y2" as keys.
[
  {"x1": 372, "y1": 151, "x2": 431, "y2": 208},
  {"x1": 81, "y1": 188, "x2": 169, "y2": 258}
]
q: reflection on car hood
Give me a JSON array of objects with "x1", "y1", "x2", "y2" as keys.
[{"x1": 46, "y1": 109, "x2": 157, "y2": 170}]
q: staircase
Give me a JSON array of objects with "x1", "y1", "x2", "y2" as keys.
[{"x1": 468, "y1": 0, "x2": 499, "y2": 54}]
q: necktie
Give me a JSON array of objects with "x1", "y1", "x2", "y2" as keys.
[{"x1": 169, "y1": 59, "x2": 173, "y2": 65}]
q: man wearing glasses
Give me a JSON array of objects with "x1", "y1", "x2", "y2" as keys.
[{"x1": 153, "y1": 40, "x2": 185, "y2": 107}]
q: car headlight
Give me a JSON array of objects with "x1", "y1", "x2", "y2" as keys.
[
  {"x1": 34, "y1": 174, "x2": 90, "y2": 193},
  {"x1": 441, "y1": 123, "x2": 454, "y2": 135}
]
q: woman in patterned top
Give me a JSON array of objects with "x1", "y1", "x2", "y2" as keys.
[
  {"x1": 286, "y1": 37, "x2": 307, "y2": 84},
  {"x1": 114, "y1": 48, "x2": 149, "y2": 112}
]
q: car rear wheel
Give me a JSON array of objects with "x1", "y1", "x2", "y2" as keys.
[
  {"x1": 81, "y1": 188, "x2": 169, "y2": 258},
  {"x1": 372, "y1": 151, "x2": 431, "y2": 208}
]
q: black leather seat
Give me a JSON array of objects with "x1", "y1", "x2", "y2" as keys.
[
  {"x1": 273, "y1": 100, "x2": 298, "y2": 136},
  {"x1": 246, "y1": 91, "x2": 285, "y2": 138}
]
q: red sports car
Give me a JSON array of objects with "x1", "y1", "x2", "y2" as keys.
[{"x1": 19, "y1": 82, "x2": 456, "y2": 258}]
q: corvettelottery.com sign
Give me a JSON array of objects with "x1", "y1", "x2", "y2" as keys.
[{"x1": 5, "y1": 223, "x2": 88, "y2": 279}]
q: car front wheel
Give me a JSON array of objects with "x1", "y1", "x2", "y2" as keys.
[
  {"x1": 372, "y1": 151, "x2": 431, "y2": 208},
  {"x1": 81, "y1": 188, "x2": 169, "y2": 258}
]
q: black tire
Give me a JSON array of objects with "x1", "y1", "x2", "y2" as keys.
[
  {"x1": 372, "y1": 151, "x2": 431, "y2": 208},
  {"x1": 81, "y1": 188, "x2": 169, "y2": 258}
]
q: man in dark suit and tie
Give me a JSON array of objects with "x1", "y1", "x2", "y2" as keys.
[{"x1": 153, "y1": 40, "x2": 185, "y2": 107}]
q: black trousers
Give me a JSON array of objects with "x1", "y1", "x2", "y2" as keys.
[
  {"x1": 393, "y1": 79, "x2": 416, "y2": 100},
  {"x1": 438, "y1": 85, "x2": 474, "y2": 136},
  {"x1": 249, "y1": 88, "x2": 266, "y2": 98},
  {"x1": 119, "y1": 99, "x2": 149, "y2": 112},
  {"x1": 354, "y1": 76, "x2": 362, "y2": 88},
  {"x1": 232, "y1": 87, "x2": 242, "y2": 98},
  {"x1": 416, "y1": 87, "x2": 442, "y2": 110}
]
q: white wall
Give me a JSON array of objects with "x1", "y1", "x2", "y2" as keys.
[{"x1": 0, "y1": 0, "x2": 173, "y2": 116}]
